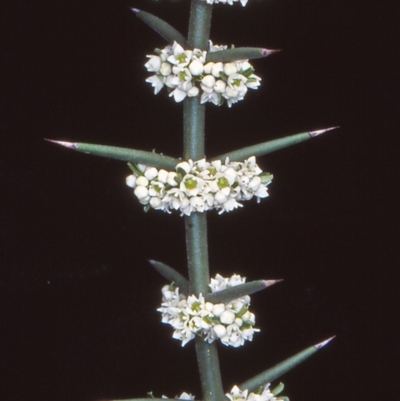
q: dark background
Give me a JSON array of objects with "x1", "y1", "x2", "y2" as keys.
[{"x1": 1, "y1": 0, "x2": 398, "y2": 400}]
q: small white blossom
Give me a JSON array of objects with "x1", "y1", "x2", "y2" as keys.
[{"x1": 145, "y1": 75, "x2": 164, "y2": 95}]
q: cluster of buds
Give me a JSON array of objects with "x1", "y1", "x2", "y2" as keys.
[
  {"x1": 162, "y1": 384, "x2": 286, "y2": 401},
  {"x1": 126, "y1": 157, "x2": 272, "y2": 216},
  {"x1": 202, "y1": 0, "x2": 249, "y2": 6},
  {"x1": 162, "y1": 393, "x2": 194, "y2": 401},
  {"x1": 226, "y1": 385, "x2": 286, "y2": 401},
  {"x1": 145, "y1": 41, "x2": 261, "y2": 107},
  {"x1": 157, "y1": 274, "x2": 259, "y2": 347}
]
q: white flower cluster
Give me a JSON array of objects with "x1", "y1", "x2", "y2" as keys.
[
  {"x1": 162, "y1": 393, "x2": 195, "y2": 401},
  {"x1": 202, "y1": 0, "x2": 249, "y2": 6},
  {"x1": 126, "y1": 157, "x2": 272, "y2": 216},
  {"x1": 157, "y1": 274, "x2": 259, "y2": 347},
  {"x1": 162, "y1": 385, "x2": 284, "y2": 401},
  {"x1": 226, "y1": 385, "x2": 283, "y2": 401},
  {"x1": 145, "y1": 41, "x2": 261, "y2": 107}
]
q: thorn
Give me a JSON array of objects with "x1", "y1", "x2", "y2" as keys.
[
  {"x1": 44, "y1": 138, "x2": 77, "y2": 150},
  {"x1": 314, "y1": 335, "x2": 336, "y2": 350},
  {"x1": 309, "y1": 126, "x2": 340, "y2": 137},
  {"x1": 130, "y1": 7, "x2": 140, "y2": 14},
  {"x1": 261, "y1": 48, "x2": 282, "y2": 57},
  {"x1": 262, "y1": 279, "x2": 284, "y2": 288},
  {"x1": 148, "y1": 259, "x2": 157, "y2": 266}
]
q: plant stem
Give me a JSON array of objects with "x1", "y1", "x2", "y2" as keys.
[
  {"x1": 184, "y1": 2, "x2": 224, "y2": 401},
  {"x1": 195, "y1": 338, "x2": 224, "y2": 401},
  {"x1": 183, "y1": 98, "x2": 205, "y2": 161},
  {"x1": 185, "y1": 213, "x2": 210, "y2": 295},
  {"x1": 187, "y1": 0, "x2": 212, "y2": 49}
]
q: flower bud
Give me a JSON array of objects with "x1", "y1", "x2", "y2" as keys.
[
  {"x1": 187, "y1": 86, "x2": 200, "y2": 97},
  {"x1": 145, "y1": 167, "x2": 158, "y2": 181},
  {"x1": 157, "y1": 169, "x2": 169, "y2": 183},
  {"x1": 126, "y1": 175, "x2": 136, "y2": 188},
  {"x1": 167, "y1": 172, "x2": 178, "y2": 186},
  {"x1": 189, "y1": 59, "x2": 204, "y2": 76},
  {"x1": 202, "y1": 75, "x2": 216, "y2": 88},
  {"x1": 203, "y1": 62, "x2": 214, "y2": 74},
  {"x1": 220, "y1": 310, "x2": 236, "y2": 325},
  {"x1": 159, "y1": 62, "x2": 172, "y2": 76},
  {"x1": 134, "y1": 186, "x2": 149, "y2": 200},
  {"x1": 224, "y1": 62, "x2": 238, "y2": 75},
  {"x1": 150, "y1": 197, "x2": 162, "y2": 208},
  {"x1": 212, "y1": 303, "x2": 225, "y2": 316},
  {"x1": 214, "y1": 192, "x2": 227, "y2": 204},
  {"x1": 211, "y1": 62, "x2": 224, "y2": 78},
  {"x1": 213, "y1": 80, "x2": 226, "y2": 93},
  {"x1": 213, "y1": 324, "x2": 227, "y2": 338},
  {"x1": 136, "y1": 176, "x2": 149, "y2": 187}
]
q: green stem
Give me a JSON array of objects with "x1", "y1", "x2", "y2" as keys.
[
  {"x1": 185, "y1": 213, "x2": 210, "y2": 295},
  {"x1": 184, "y1": 3, "x2": 224, "y2": 401},
  {"x1": 183, "y1": 98, "x2": 205, "y2": 160},
  {"x1": 187, "y1": 0, "x2": 213, "y2": 49},
  {"x1": 195, "y1": 338, "x2": 224, "y2": 401}
]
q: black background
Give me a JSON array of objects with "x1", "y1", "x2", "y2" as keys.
[{"x1": 1, "y1": 1, "x2": 398, "y2": 400}]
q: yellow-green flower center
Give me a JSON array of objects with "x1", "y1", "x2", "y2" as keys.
[
  {"x1": 185, "y1": 177, "x2": 198, "y2": 189},
  {"x1": 218, "y1": 177, "x2": 229, "y2": 189}
]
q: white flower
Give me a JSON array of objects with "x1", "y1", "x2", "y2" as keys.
[
  {"x1": 145, "y1": 55, "x2": 161, "y2": 72},
  {"x1": 169, "y1": 87, "x2": 188, "y2": 102},
  {"x1": 145, "y1": 75, "x2": 164, "y2": 95},
  {"x1": 168, "y1": 42, "x2": 193, "y2": 68},
  {"x1": 200, "y1": 91, "x2": 220, "y2": 106}
]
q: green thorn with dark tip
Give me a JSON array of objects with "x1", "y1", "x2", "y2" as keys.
[
  {"x1": 45, "y1": 139, "x2": 179, "y2": 170},
  {"x1": 206, "y1": 48, "x2": 281, "y2": 63},
  {"x1": 148, "y1": 260, "x2": 189, "y2": 295},
  {"x1": 212, "y1": 127, "x2": 339, "y2": 162},
  {"x1": 205, "y1": 279, "x2": 282, "y2": 305},
  {"x1": 238, "y1": 336, "x2": 336, "y2": 392},
  {"x1": 131, "y1": 8, "x2": 187, "y2": 47}
]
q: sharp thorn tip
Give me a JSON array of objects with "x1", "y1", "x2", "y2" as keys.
[
  {"x1": 309, "y1": 126, "x2": 340, "y2": 137},
  {"x1": 44, "y1": 139, "x2": 77, "y2": 149},
  {"x1": 261, "y1": 48, "x2": 282, "y2": 57},
  {"x1": 314, "y1": 335, "x2": 336, "y2": 349},
  {"x1": 262, "y1": 279, "x2": 284, "y2": 287}
]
